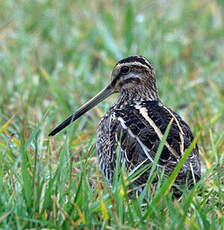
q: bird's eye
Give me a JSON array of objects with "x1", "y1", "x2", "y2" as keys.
[{"x1": 120, "y1": 66, "x2": 129, "y2": 74}]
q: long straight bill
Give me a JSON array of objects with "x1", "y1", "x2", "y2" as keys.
[{"x1": 48, "y1": 84, "x2": 113, "y2": 136}]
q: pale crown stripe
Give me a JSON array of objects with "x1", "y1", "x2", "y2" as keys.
[{"x1": 116, "y1": 62, "x2": 152, "y2": 71}]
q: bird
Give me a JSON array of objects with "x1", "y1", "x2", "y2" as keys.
[{"x1": 49, "y1": 55, "x2": 201, "y2": 197}]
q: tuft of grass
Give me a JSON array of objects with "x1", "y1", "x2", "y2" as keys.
[{"x1": 0, "y1": 0, "x2": 224, "y2": 229}]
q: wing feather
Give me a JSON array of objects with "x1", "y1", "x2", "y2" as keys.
[{"x1": 97, "y1": 100, "x2": 200, "y2": 187}]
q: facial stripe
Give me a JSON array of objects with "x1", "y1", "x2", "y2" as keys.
[
  {"x1": 116, "y1": 61, "x2": 151, "y2": 72},
  {"x1": 117, "y1": 56, "x2": 153, "y2": 70},
  {"x1": 112, "y1": 72, "x2": 141, "y2": 88},
  {"x1": 135, "y1": 104, "x2": 180, "y2": 158},
  {"x1": 120, "y1": 73, "x2": 141, "y2": 81},
  {"x1": 119, "y1": 78, "x2": 141, "y2": 85},
  {"x1": 119, "y1": 73, "x2": 141, "y2": 85}
]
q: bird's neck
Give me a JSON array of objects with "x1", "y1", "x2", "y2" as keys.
[{"x1": 114, "y1": 88, "x2": 160, "y2": 109}]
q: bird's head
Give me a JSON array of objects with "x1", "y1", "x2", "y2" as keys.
[
  {"x1": 111, "y1": 56, "x2": 156, "y2": 95},
  {"x1": 49, "y1": 56, "x2": 159, "y2": 136}
]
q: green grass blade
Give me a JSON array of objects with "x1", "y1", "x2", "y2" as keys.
[
  {"x1": 138, "y1": 118, "x2": 174, "y2": 202},
  {"x1": 142, "y1": 131, "x2": 201, "y2": 220}
]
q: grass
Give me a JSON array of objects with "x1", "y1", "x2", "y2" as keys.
[{"x1": 0, "y1": 0, "x2": 224, "y2": 229}]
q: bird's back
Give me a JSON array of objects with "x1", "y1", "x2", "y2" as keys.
[{"x1": 96, "y1": 100, "x2": 201, "y2": 196}]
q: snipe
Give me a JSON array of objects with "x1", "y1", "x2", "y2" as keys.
[{"x1": 49, "y1": 56, "x2": 201, "y2": 197}]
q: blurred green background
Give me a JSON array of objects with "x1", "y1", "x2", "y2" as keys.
[{"x1": 0, "y1": 0, "x2": 224, "y2": 228}]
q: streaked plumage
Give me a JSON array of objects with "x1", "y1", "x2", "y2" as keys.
[{"x1": 49, "y1": 55, "x2": 201, "y2": 197}]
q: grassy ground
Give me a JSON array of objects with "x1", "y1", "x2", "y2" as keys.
[{"x1": 0, "y1": 0, "x2": 224, "y2": 229}]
